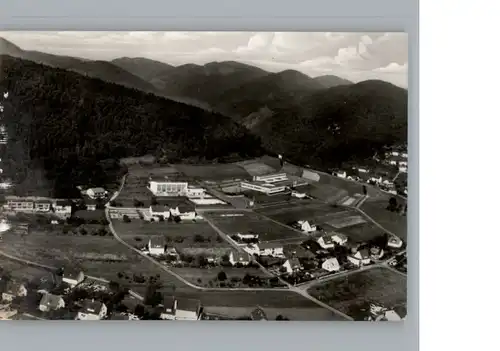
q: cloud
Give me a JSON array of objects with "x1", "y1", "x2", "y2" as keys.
[{"x1": 374, "y1": 62, "x2": 408, "y2": 73}]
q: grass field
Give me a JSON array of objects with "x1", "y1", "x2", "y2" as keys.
[
  {"x1": 112, "y1": 220, "x2": 223, "y2": 248},
  {"x1": 171, "y1": 266, "x2": 271, "y2": 288},
  {"x1": 256, "y1": 203, "x2": 349, "y2": 227},
  {"x1": 333, "y1": 222, "x2": 386, "y2": 243},
  {"x1": 204, "y1": 211, "x2": 305, "y2": 242},
  {"x1": 173, "y1": 164, "x2": 251, "y2": 181},
  {"x1": 237, "y1": 161, "x2": 276, "y2": 177},
  {"x1": 307, "y1": 267, "x2": 407, "y2": 320},
  {"x1": 0, "y1": 259, "x2": 50, "y2": 282},
  {"x1": 127, "y1": 163, "x2": 180, "y2": 178},
  {"x1": 114, "y1": 175, "x2": 152, "y2": 207},
  {"x1": 361, "y1": 200, "x2": 408, "y2": 239},
  {"x1": 203, "y1": 306, "x2": 341, "y2": 321}
]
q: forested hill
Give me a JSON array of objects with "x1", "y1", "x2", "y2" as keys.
[{"x1": 0, "y1": 55, "x2": 264, "y2": 197}]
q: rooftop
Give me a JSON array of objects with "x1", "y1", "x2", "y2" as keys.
[
  {"x1": 149, "y1": 175, "x2": 191, "y2": 183},
  {"x1": 230, "y1": 251, "x2": 251, "y2": 262},
  {"x1": 39, "y1": 293, "x2": 63, "y2": 309},
  {"x1": 176, "y1": 298, "x2": 201, "y2": 313},
  {"x1": 149, "y1": 236, "x2": 165, "y2": 248},
  {"x1": 88, "y1": 187, "x2": 106, "y2": 193},
  {"x1": 80, "y1": 299, "x2": 104, "y2": 314}
]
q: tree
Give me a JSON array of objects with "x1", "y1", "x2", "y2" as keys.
[
  {"x1": 150, "y1": 197, "x2": 159, "y2": 206},
  {"x1": 79, "y1": 227, "x2": 87, "y2": 236},
  {"x1": 193, "y1": 234, "x2": 204, "y2": 243},
  {"x1": 363, "y1": 185, "x2": 367, "y2": 195},
  {"x1": 387, "y1": 196, "x2": 398, "y2": 211},
  {"x1": 217, "y1": 271, "x2": 227, "y2": 281},
  {"x1": 123, "y1": 215, "x2": 131, "y2": 223}
]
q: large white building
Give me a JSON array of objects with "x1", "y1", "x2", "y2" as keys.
[
  {"x1": 240, "y1": 172, "x2": 289, "y2": 195},
  {"x1": 148, "y1": 176, "x2": 189, "y2": 196}
]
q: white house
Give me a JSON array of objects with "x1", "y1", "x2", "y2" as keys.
[
  {"x1": 333, "y1": 170, "x2": 347, "y2": 178},
  {"x1": 229, "y1": 251, "x2": 251, "y2": 266},
  {"x1": 282, "y1": 258, "x2": 302, "y2": 274},
  {"x1": 370, "y1": 246, "x2": 385, "y2": 260},
  {"x1": 322, "y1": 258, "x2": 341, "y2": 272},
  {"x1": 401, "y1": 152, "x2": 408, "y2": 158},
  {"x1": 389, "y1": 159, "x2": 398, "y2": 166},
  {"x1": 148, "y1": 237, "x2": 166, "y2": 256},
  {"x1": 75, "y1": 300, "x2": 107, "y2": 320},
  {"x1": 236, "y1": 233, "x2": 259, "y2": 241},
  {"x1": 317, "y1": 235, "x2": 335, "y2": 249},
  {"x1": 399, "y1": 166, "x2": 408, "y2": 173},
  {"x1": 391, "y1": 151, "x2": 400, "y2": 157},
  {"x1": 62, "y1": 269, "x2": 85, "y2": 288},
  {"x1": 398, "y1": 160, "x2": 408, "y2": 167},
  {"x1": 298, "y1": 220, "x2": 317, "y2": 233},
  {"x1": 259, "y1": 243, "x2": 284, "y2": 257},
  {"x1": 357, "y1": 168, "x2": 369, "y2": 173},
  {"x1": 38, "y1": 293, "x2": 65, "y2": 312},
  {"x1": 347, "y1": 249, "x2": 371, "y2": 267},
  {"x1": 175, "y1": 298, "x2": 202, "y2": 321},
  {"x1": 86, "y1": 187, "x2": 107, "y2": 199},
  {"x1": 383, "y1": 310, "x2": 403, "y2": 321},
  {"x1": 169, "y1": 205, "x2": 197, "y2": 220},
  {"x1": 243, "y1": 244, "x2": 260, "y2": 256},
  {"x1": 369, "y1": 176, "x2": 382, "y2": 184},
  {"x1": 85, "y1": 199, "x2": 97, "y2": 211},
  {"x1": 387, "y1": 236, "x2": 403, "y2": 249},
  {"x1": 186, "y1": 186, "x2": 206, "y2": 198},
  {"x1": 160, "y1": 296, "x2": 201, "y2": 321},
  {"x1": 331, "y1": 233, "x2": 348, "y2": 246},
  {"x1": 149, "y1": 205, "x2": 171, "y2": 219}
]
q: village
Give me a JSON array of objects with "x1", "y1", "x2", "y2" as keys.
[{"x1": 0, "y1": 150, "x2": 407, "y2": 322}]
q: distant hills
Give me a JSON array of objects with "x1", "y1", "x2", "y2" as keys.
[
  {"x1": 0, "y1": 37, "x2": 408, "y2": 183},
  {"x1": 0, "y1": 55, "x2": 264, "y2": 197}
]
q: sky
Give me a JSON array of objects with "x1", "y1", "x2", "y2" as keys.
[{"x1": 0, "y1": 31, "x2": 408, "y2": 87}]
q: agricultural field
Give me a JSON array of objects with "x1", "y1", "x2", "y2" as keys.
[
  {"x1": 172, "y1": 164, "x2": 251, "y2": 181},
  {"x1": 203, "y1": 211, "x2": 305, "y2": 242},
  {"x1": 113, "y1": 175, "x2": 153, "y2": 208},
  {"x1": 203, "y1": 306, "x2": 341, "y2": 321},
  {"x1": 170, "y1": 266, "x2": 272, "y2": 288},
  {"x1": 256, "y1": 202, "x2": 348, "y2": 228},
  {"x1": 112, "y1": 220, "x2": 225, "y2": 248},
  {"x1": 307, "y1": 267, "x2": 407, "y2": 320},
  {"x1": 361, "y1": 199, "x2": 408, "y2": 239},
  {"x1": 334, "y1": 222, "x2": 386, "y2": 243},
  {"x1": 0, "y1": 259, "x2": 50, "y2": 282}
]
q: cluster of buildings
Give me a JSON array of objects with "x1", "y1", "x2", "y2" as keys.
[
  {"x1": 148, "y1": 200, "x2": 198, "y2": 221},
  {"x1": 148, "y1": 176, "x2": 226, "y2": 206},
  {"x1": 366, "y1": 303, "x2": 407, "y2": 321},
  {"x1": 240, "y1": 173, "x2": 307, "y2": 196},
  {"x1": 2, "y1": 196, "x2": 73, "y2": 217}
]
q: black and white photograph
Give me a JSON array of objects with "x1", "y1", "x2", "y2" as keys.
[{"x1": 0, "y1": 31, "x2": 408, "y2": 322}]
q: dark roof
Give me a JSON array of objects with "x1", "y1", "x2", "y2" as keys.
[
  {"x1": 35, "y1": 199, "x2": 52, "y2": 204},
  {"x1": 109, "y1": 313, "x2": 129, "y2": 320},
  {"x1": 250, "y1": 307, "x2": 268, "y2": 321},
  {"x1": 81, "y1": 299, "x2": 104, "y2": 314},
  {"x1": 39, "y1": 293, "x2": 64, "y2": 309},
  {"x1": 393, "y1": 305, "x2": 407, "y2": 319},
  {"x1": 84, "y1": 198, "x2": 98, "y2": 205},
  {"x1": 176, "y1": 298, "x2": 200, "y2": 313},
  {"x1": 55, "y1": 200, "x2": 72, "y2": 206},
  {"x1": 151, "y1": 205, "x2": 169, "y2": 212},
  {"x1": 162, "y1": 295, "x2": 176, "y2": 312}
]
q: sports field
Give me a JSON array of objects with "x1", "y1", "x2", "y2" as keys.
[
  {"x1": 307, "y1": 267, "x2": 407, "y2": 320},
  {"x1": 203, "y1": 211, "x2": 305, "y2": 241}
]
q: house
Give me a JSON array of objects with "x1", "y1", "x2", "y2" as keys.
[
  {"x1": 259, "y1": 243, "x2": 284, "y2": 257},
  {"x1": 85, "y1": 198, "x2": 97, "y2": 211},
  {"x1": 347, "y1": 249, "x2": 371, "y2": 267},
  {"x1": 317, "y1": 235, "x2": 335, "y2": 249},
  {"x1": 399, "y1": 165, "x2": 408, "y2": 173},
  {"x1": 86, "y1": 187, "x2": 108, "y2": 199},
  {"x1": 291, "y1": 191, "x2": 306, "y2": 199},
  {"x1": 160, "y1": 296, "x2": 202, "y2": 321},
  {"x1": 148, "y1": 176, "x2": 189, "y2": 196},
  {"x1": 148, "y1": 237, "x2": 166, "y2": 256},
  {"x1": 4, "y1": 196, "x2": 35, "y2": 212},
  {"x1": 60, "y1": 268, "x2": 85, "y2": 288},
  {"x1": 0, "y1": 306, "x2": 17, "y2": 320},
  {"x1": 186, "y1": 186, "x2": 206, "y2": 198},
  {"x1": 165, "y1": 247, "x2": 179, "y2": 259},
  {"x1": 391, "y1": 151, "x2": 400, "y2": 157},
  {"x1": 321, "y1": 258, "x2": 341, "y2": 272},
  {"x1": 383, "y1": 310, "x2": 403, "y2": 321},
  {"x1": 369, "y1": 176, "x2": 382, "y2": 184},
  {"x1": 75, "y1": 299, "x2": 107, "y2": 320},
  {"x1": 398, "y1": 160, "x2": 408, "y2": 167},
  {"x1": 149, "y1": 205, "x2": 171, "y2": 219},
  {"x1": 205, "y1": 254, "x2": 217, "y2": 264},
  {"x1": 331, "y1": 233, "x2": 348, "y2": 245},
  {"x1": 250, "y1": 307, "x2": 268, "y2": 321},
  {"x1": 228, "y1": 251, "x2": 251, "y2": 266},
  {"x1": 243, "y1": 243, "x2": 260, "y2": 256},
  {"x1": 282, "y1": 258, "x2": 303, "y2": 274},
  {"x1": 176, "y1": 297, "x2": 202, "y2": 320},
  {"x1": 401, "y1": 152, "x2": 408, "y2": 158},
  {"x1": 38, "y1": 293, "x2": 65, "y2": 312},
  {"x1": 240, "y1": 180, "x2": 287, "y2": 195},
  {"x1": 109, "y1": 312, "x2": 140, "y2": 320},
  {"x1": 236, "y1": 232, "x2": 259, "y2": 241},
  {"x1": 297, "y1": 220, "x2": 317, "y2": 233},
  {"x1": 357, "y1": 168, "x2": 369, "y2": 173},
  {"x1": 160, "y1": 295, "x2": 177, "y2": 320},
  {"x1": 34, "y1": 200, "x2": 52, "y2": 212},
  {"x1": 333, "y1": 170, "x2": 347, "y2": 178},
  {"x1": 169, "y1": 203, "x2": 197, "y2": 220},
  {"x1": 387, "y1": 236, "x2": 403, "y2": 249},
  {"x1": 370, "y1": 246, "x2": 384, "y2": 260},
  {"x1": 0, "y1": 280, "x2": 28, "y2": 302}
]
